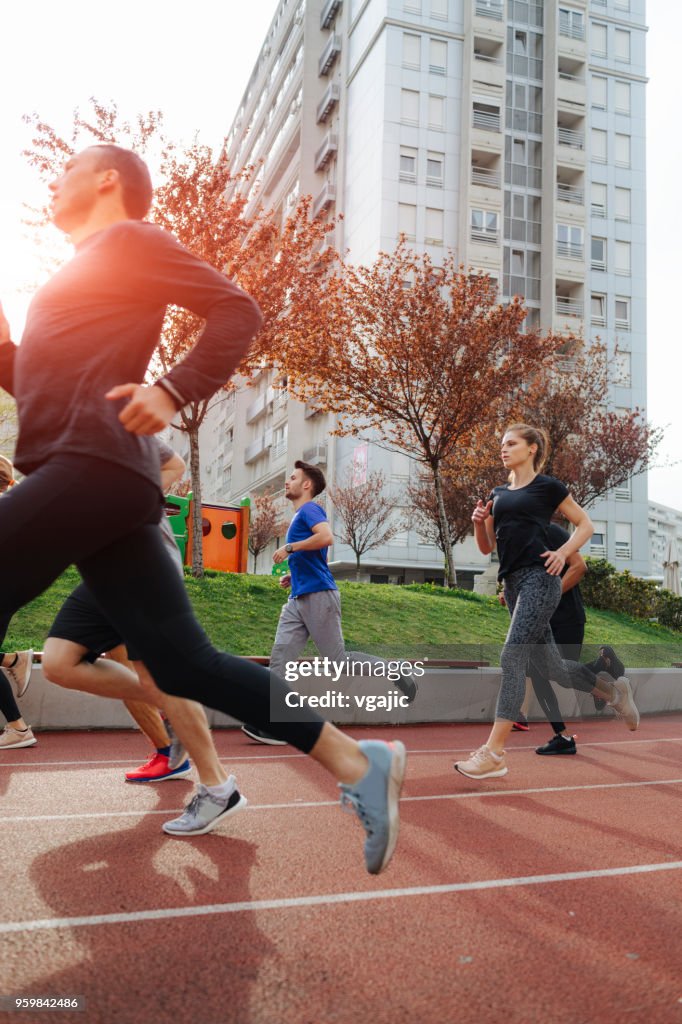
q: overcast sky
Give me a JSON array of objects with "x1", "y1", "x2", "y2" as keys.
[{"x1": 1, "y1": 0, "x2": 677, "y2": 506}]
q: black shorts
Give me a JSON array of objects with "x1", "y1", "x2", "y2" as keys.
[{"x1": 48, "y1": 583, "x2": 140, "y2": 662}]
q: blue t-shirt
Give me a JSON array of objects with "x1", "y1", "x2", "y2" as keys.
[{"x1": 286, "y1": 502, "x2": 337, "y2": 598}]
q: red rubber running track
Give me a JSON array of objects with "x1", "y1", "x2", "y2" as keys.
[{"x1": 1, "y1": 716, "x2": 682, "y2": 1024}]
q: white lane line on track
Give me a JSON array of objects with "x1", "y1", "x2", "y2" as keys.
[
  {"x1": 2, "y1": 776, "x2": 682, "y2": 823},
  {"x1": 2, "y1": 860, "x2": 682, "y2": 935},
  {"x1": 3, "y1": 735, "x2": 682, "y2": 769}
]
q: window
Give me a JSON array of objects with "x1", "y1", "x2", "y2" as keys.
[
  {"x1": 615, "y1": 28, "x2": 631, "y2": 63},
  {"x1": 429, "y1": 38, "x2": 447, "y2": 74},
  {"x1": 591, "y1": 293, "x2": 606, "y2": 327},
  {"x1": 428, "y1": 94, "x2": 445, "y2": 129},
  {"x1": 615, "y1": 478, "x2": 631, "y2": 501},
  {"x1": 615, "y1": 297, "x2": 631, "y2": 330},
  {"x1": 615, "y1": 80, "x2": 631, "y2": 115},
  {"x1": 398, "y1": 203, "x2": 417, "y2": 241},
  {"x1": 592, "y1": 75, "x2": 607, "y2": 109},
  {"x1": 430, "y1": 0, "x2": 448, "y2": 18},
  {"x1": 559, "y1": 8, "x2": 584, "y2": 39},
  {"x1": 425, "y1": 207, "x2": 444, "y2": 244},
  {"x1": 471, "y1": 208, "x2": 498, "y2": 242},
  {"x1": 512, "y1": 138, "x2": 525, "y2": 163},
  {"x1": 557, "y1": 223, "x2": 583, "y2": 259},
  {"x1": 591, "y1": 22, "x2": 607, "y2": 57},
  {"x1": 591, "y1": 128, "x2": 607, "y2": 163},
  {"x1": 401, "y1": 89, "x2": 420, "y2": 125},
  {"x1": 591, "y1": 181, "x2": 607, "y2": 217},
  {"x1": 591, "y1": 236, "x2": 606, "y2": 271},
  {"x1": 615, "y1": 522, "x2": 632, "y2": 559},
  {"x1": 403, "y1": 33, "x2": 421, "y2": 69},
  {"x1": 614, "y1": 351, "x2": 631, "y2": 386},
  {"x1": 615, "y1": 133, "x2": 631, "y2": 168},
  {"x1": 615, "y1": 187, "x2": 631, "y2": 222},
  {"x1": 426, "y1": 151, "x2": 444, "y2": 186},
  {"x1": 590, "y1": 522, "x2": 607, "y2": 558},
  {"x1": 512, "y1": 249, "x2": 524, "y2": 275},
  {"x1": 400, "y1": 146, "x2": 418, "y2": 182},
  {"x1": 514, "y1": 30, "x2": 527, "y2": 55},
  {"x1": 615, "y1": 240, "x2": 631, "y2": 276}
]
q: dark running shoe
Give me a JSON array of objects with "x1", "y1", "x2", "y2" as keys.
[
  {"x1": 536, "y1": 734, "x2": 577, "y2": 756},
  {"x1": 512, "y1": 714, "x2": 529, "y2": 732},
  {"x1": 396, "y1": 670, "x2": 418, "y2": 704},
  {"x1": 593, "y1": 695, "x2": 607, "y2": 712},
  {"x1": 241, "y1": 724, "x2": 287, "y2": 746},
  {"x1": 588, "y1": 645, "x2": 625, "y2": 681}
]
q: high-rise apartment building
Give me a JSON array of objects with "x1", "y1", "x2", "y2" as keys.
[{"x1": 190, "y1": 0, "x2": 648, "y2": 583}]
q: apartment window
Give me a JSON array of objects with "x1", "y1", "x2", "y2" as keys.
[
  {"x1": 512, "y1": 249, "x2": 524, "y2": 275},
  {"x1": 398, "y1": 203, "x2": 417, "y2": 241},
  {"x1": 591, "y1": 293, "x2": 606, "y2": 327},
  {"x1": 514, "y1": 30, "x2": 527, "y2": 55},
  {"x1": 591, "y1": 236, "x2": 606, "y2": 271},
  {"x1": 615, "y1": 296, "x2": 631, "y2": 330},
  {"x1": 614, "y1": 350, "x2": 632, "y2": 386},
  {"x1": 615, "y1": 240, "x2": 631, "y2": 276},
  {"x1": 429, "y1": 38, "x2": 447, "y2": 74},
  {"x1": 591, "y1": 128, "x2": 607, "y2": 163},
  {"x1": 591, "y1": 181, "x2": 607, "y2": 218},
  {"x1": 615, "y1": 80, "x2": 631, "y2": 115},
  {"x1": 471, "y1": 208, "x2": 498, "y2": 242},
  {"x1": 615, "y1": 478, "x2": 631, "y2": 501},
  {"x1": 401, "y1": 89, "x2": 420, "y2": 125},
  {"x1": 591, "y1": 22, "x2": 607, "y2": 58},
  {"x1": 556, "y1": 223, "x2": 583, "y2": 259},
  {"x1": 590, "y1": 522, "x2": 607, "y2": 558},
  {"x1": 400, "y1": 146, "x2": 418, "y2": 182},
  {"x1": 426, "y1": 151, "x2": 444, "y2": 186},
  {"x1": 615, "y1": 522, "x2": 632, "y2": 559},
  {"x1": 615, "y1": 187, "x2": 631, "y2": 222},
  {"x1": 425, "y1": 207, "x2": 444, "y2": 244},
  {"x1": 615, "y1": 133, "x2": 631, "y2": 168},
  {"x1": 224, "y1": 465, "x2": 232, "y2": 490},
  {"x1": 403, "y1": 33, "x2": 421, "y2": 70},
  {"x1": 592, "y1": 75, "x2": 607, "y2": 110},
  {"x1": 559, "y1": 8, "x2": 584, "y2": 40},
  {"x1": 430, "y1": 0, "x2": 448, "y2": 18},
  {"x1": 512, "y1": 138, "x2": 525, "y2": 163},
  {"x1": 428, "y1": 94, "x2": 445, "y2": 129},
  {"x1": 615, "y1": 28, "x2": 631, "y2": 63}
]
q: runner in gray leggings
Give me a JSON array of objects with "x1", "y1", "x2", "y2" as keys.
[{"x1": 455, "y1": 423, "x2": 639, "y2": 781}]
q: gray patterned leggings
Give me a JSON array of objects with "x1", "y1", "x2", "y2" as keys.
[{"x1": 497, "y1": 565, "x2": 597, "y2": 722}]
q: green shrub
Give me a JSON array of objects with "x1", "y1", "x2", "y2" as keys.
[{"x1": 584, "y1": 557, "x2": 682, "y2": 632}]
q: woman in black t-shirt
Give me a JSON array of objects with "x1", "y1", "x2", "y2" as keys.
[{"x1": 454, "y1": 423, "x2": 639, "y2": 782}]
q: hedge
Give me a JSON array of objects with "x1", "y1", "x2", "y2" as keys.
[{"x1": 582, "y1": 558, "x2": 682, "y2": 631}]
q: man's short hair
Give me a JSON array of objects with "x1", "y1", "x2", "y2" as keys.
[
  {"x1": 90, "y1": 144, "x2": 153, "y2": 220},
  {"x1": 0, "y1": 455, "x2": 14, "y2": 493},
  {"x1": 295, "y1": 460, "x2": 326, "y2": 497}
]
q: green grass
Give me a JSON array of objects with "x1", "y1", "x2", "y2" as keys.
[{"x1": 5, "y1": 570, "x2": 682, "y2": 666}]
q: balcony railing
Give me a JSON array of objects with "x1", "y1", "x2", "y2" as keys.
[
  {"x1": 590, "y1": 542, "x2": 607, "y2": 558},
  {"x1": 591, "y1": 256, "x2": 606, "y2": 272},
  {"x1": 471, "y1": 228, "x2": 499, "y2": 244},
  {"x1": 556, "y1": 240, "x2": 584, "y2": 260},
  {"x1": 473, "y1": 109, "x2": 501, "y2": 132},
  {"x1": 314, "y1": 132, "x2": 338, "y2": 171},
  {"x1": 471, "y1": 166, "x2": 501, "y2": 188},
  {"x1": 319, "y1": 34, "x2": 341, "y2": 76},
  {"x1": 302, "y1": 443, "x2": 328, "y2": 466},
  {"x1": 559, "y1": 19, "x2": 585, "y2": 41},
  {"x1": 555, "y1": 297, "x2": 584, "y2": 317},
  {"x1": 473, "y1": 51, "x2": 504, "y2": 66},
  {"x1": 557, "y1": 127, "x2": 585, "y2": 149},
  {"x1": 312, "y1": 181, "x2": 337, "y2": 218},
  {"x1": 475, "y1": 0, "x2": 503, "y2": 19},
  {"x1": 615, "y1": 542, "x2": 632, "y2": 559},
  {"x1": 615, "y1": 317, "x2": 631, "y2": 331},
  {"x1": 557, "y1": 182, "x2": 584, "y2": 205},
  {"x1": 271, "y1": 439, "x2": 288, "y2": 460},
  {"x1": 591, "y1": 311, "x2": 606, "y2": 327},
  {"x1": 316, "y1": 83, "x2": 340, "y2": 123},
  {"x1": 320, "y1": 0, "x2": 342, "y2": 29},
  {"x1": 591, "y1": 201, "x2": 607, "y2": 218}
]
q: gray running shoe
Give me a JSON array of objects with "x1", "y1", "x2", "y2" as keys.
[
  {"x1": 162, "y1": 775, "x2": 247, "y2": 836},
  {"x1": 0, "y1": 724, "x2": 37, "y2": 749},
  {"x1": 609, "y1": 676, "x2": 640, "y2": 731},
  {"x1": 2, "y1": 649, "x2": 34, "y2": 698},
  {"x1": 163, "y1": 716, "x2": 188, "y2": 771},
  {"x1": 339, "y1": 740, "x2": 406, "y2": 874}
]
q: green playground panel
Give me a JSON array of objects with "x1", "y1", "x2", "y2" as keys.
[{"x1": 164, "y1": 491, "x2": 192, "y2": 561}]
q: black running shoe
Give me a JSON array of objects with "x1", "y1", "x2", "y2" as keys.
[
  {"x1": 241, "y1": 724, "x2": 287, "y2": 746},
  {"x1": 587, "y1": 645, "x2": 625, "y2": 681},
  {"x1": 396, "y1": 670, "x2": 418, "y2": 704},
  {"x1": 535, "y1": 734, "x2": 577, "y2": 756},
  {"x1": 593, "y1": 695, "x2": 607, "y2": 712}
]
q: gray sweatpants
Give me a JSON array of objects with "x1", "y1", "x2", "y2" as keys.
[
  {"x1": 497, "y1": 565, "x2": 597, "y2": 722},
  {"x1": 269, "y1": 589, "x2": 385, "y2": 679}
]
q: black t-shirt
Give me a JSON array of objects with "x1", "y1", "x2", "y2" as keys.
[
  {"x1": 546, "y1": 523, "x2": 586, "y2": 627},
  {"x1": 490, "y1": 474, "x2": 570, "y2": 580},
  {"x1": 0, "y1": 221, "x2": 262, "y2": 483}
]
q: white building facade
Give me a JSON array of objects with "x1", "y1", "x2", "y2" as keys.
[{"x1": 189, "y1": 0, "x2": 648, "y2": 584}]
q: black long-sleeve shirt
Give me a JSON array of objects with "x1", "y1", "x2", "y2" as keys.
[{"x1": 0, "y1": 220, "x2": 262, "y2": 482}]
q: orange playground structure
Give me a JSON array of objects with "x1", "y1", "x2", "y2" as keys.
[{"x1": 164, "y1": 494, "x2": 250, "y2": 573}]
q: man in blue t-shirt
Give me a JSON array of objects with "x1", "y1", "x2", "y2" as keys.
[{"x1": 242, "y1": 459, "x2": 417, "y2": 744}]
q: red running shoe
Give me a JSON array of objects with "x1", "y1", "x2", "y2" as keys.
[
  {"x1": 512, "y1": 715, "x2": 529, "y2": 732},
  {"x1": 125, "y1": 752, "x2": 192, "y2": 782}
]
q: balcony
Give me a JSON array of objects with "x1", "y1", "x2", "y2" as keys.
[
  {"x1": 303, "y1": 443, "x2": 328, "y2": 466},
  {"x1": 471, "y1": 165, "x2": 501, "y2": 189},
  {"x1": 317, "y1": 82, "x2": 340, "y2": 123},
  {"x1": 474, "y1": 0, "x2": 503, "y2": 20},
  {"x1": 312, "y1": 181, "x2": 337, "y2": 218},
  {"x1": 319, "y1": 33, "x2": 341, "y2": 76},
  {"x1": 556, "y1": 182, "x2": 584, "y2": 205},
  {"x1": 473, "y1": 108, "x2": 501, "y2": 132},
  {"x1": 559, "y1": 17, "x2": 585, "y2": 41},
  {"x1": 320, "y1": 0, "x2": 342, "y2": 29},
  {"x1": 557, "y1": 127, "x2": 584, "y2": 150},
  {"x1": 314, "y1": 132, "x2": 338, "y2": 171},
  {"x1": 555, "y1": 296, "x2": 584, "y2": 318},
  {"x1": 245, "y1": 387, "x2": 274, "y2": 425},
  {"x1": 557, "y1": 240, "x2": 584, "y2": 260},
  {"x1": 471, "y1": 228, "x2": 499, "y2": 245},
  {"x1": 244, "y1": 430, "x2": 273, "y2": 465}
]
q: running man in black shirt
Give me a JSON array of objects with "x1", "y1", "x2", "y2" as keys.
[
  {"x1": 0, "y1": 145, "x2": 405, "y2": 873},
  {"x1": 456, "y1": 423, "x2": 639, "y2": 781}
]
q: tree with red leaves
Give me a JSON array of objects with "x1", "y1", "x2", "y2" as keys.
[
  {"x1": 248, "y1": 491, "x2": 289, "y2": 574},
  {"x1": 329, "y1": 469, "x2": 401, "y2": 580}
]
